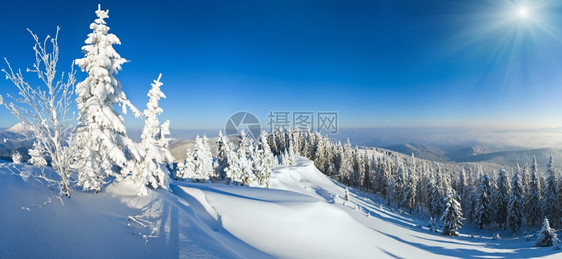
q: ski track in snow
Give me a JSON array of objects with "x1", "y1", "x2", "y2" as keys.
[{"x1": 1, "y1": 160, "x2": 562, "y2": 258}]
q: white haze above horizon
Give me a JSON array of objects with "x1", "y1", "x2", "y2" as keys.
[{"x1": 120, "y1": 126, "x2": 562, "y2": 151}]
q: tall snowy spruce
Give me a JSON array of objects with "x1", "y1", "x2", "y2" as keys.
[
  {"x1": 527, "y1": 157, "x2": 542, "y2": 226},
  {"x1": 428, "y1": 173, "x2": 440, "y2": 217},
  {"x1": 253, "y1": 132, "x2": 275, "y2": 188},
  {"x1": 521, "y1": 163, "x2": 530, "y2": 205},
  {"x1": 215, "y1": 131, "x2": 231, "y2": 180},
  {"x1": 124, "y1": 74, "x2": 174, "y2": 195},
  {"x1": 476, "y1": 172, "x2": 492, "y2": 229},
  {"x1": 339, "y1": 140, "x2": 354, "y2": 185},
  {"x1": 74, "y1": 5, "x2": 141, "y2": 192},
  {"x1": 193, "y1": 135, "x2": 215, "y2": 182},
  {"x1": 542, "y1": 155, "x2": 559, "y2": 227},
  {"x1": 404, "y1": 154, "x2": 418, "y2": 214},
  {"x1": 441, "y1": 188, "x2": 463, "y2": 236},
  {"x1": 224, "y1": 130, "x2": 254, "y2": 186},
  {"x1": 507, "y1": 170, "x2": 524, "y2": 233},
  {"x1": 393, "y1": 163, "x2": 406, "y2": 209},
  {"x1": 428, "y1": 168, "x2": 445, "y2": 218},
  {"x1": 494, "y1": 168, "x2": 509, "y2": 229},
  {"x1": 176, "y1": 148, "x2": 196, "y2": 181},
  {"x1": 536, "y1": 217, "x2": 560, "y2": 249},
  {"x1": 224, "y1": 148, "x2": 243, "y2": 185},
  {"x1": 238, "y1": 130, "x2": 255, "y2": 186}
]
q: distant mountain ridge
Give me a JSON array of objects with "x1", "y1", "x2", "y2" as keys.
[
  {"x1": 384, "y1": 143, "x2": 562, "y2": 169},
  {"x1": 382, "y1": 143, "x2": 450, "y2": 163}
]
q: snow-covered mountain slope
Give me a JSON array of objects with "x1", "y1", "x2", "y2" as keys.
[
  {"x1": 6, "y1": 122, "x2": 31, "y2": 134},
  {"x1": 1, "y1": 160, "x2": 561, "y2": 258}
]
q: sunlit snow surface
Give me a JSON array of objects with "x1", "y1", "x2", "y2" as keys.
[{"x1": 1, "y1": 160, "x2": 561, "y2": 258}]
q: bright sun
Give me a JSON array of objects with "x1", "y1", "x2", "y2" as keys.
[{"x1": 517, "y1": 7, "x2": 528, "y2": 18}]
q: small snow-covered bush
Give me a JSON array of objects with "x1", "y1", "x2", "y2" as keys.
[
  {"x1": 11, "y1": 151, "x2": 22, "y2": 164},
  {"x1": 28, "y1": 142, "x2": 47, "y2": 167},
  {"x1": 536, "y1": 217, "x2": 560, "y2": 248}
]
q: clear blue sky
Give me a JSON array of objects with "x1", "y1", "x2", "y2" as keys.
[{"x1": 1, "y1": 0, "x2": 562, "y2": 131}]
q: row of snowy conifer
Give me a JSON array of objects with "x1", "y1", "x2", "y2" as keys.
[
  {"x1": 266, "y1": 128, "x2": 562, "y2": 244},
  {"x1": 174, "y1": 130, "x2": 282, "y2": 187}
]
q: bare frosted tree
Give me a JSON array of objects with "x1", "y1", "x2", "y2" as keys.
[{"x1": 0, "y1": 27, "x2": 76, "y2": 197}]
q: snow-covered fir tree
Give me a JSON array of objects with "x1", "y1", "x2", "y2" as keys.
[
  {"x1": 226, "y1": 130, "x2": 255, "y2": 186},
  {"x1": 124, "y1": 74, "x2": 174, "y2": 195},
  {"x1": 536, "y1": 217, "x2": 560, "y2": 248},
  {"x1": 362, "y1": 155, "x2": 372, "y2": 191},
  {"x1": 428, "y1": 172, "x2": 440, "y2": 217},
  {"x1": 540, "y1": 173, "x2": 546, "y2": 194},
  {"x1": 405, "y1": 172, "x2": 418, "y2": 213},
  {"x1": 339, "y1": 140, "x2": 354, "y2": 185},
  {"x1": 494, "y1": 168, "x2": 509, "y2": 229},
  {"x1": 238, "y1": 146, "x2": 255, "y2": 186},
  {"x1": 542, "y1": 155, "x2": 559, "y2": 227},
  {"x1": 527, "y1": 157, "x2": 542, "y2": 226},
  {"x1": 176, "y1": 148, "x2": 196, "y2": 181},
  {"x1": 441, "y1": 188, "x2": 463, "y2": 236},
  {"x1": 224, "y1": 149, "x2": 243, "y2": 185},
  {"x1": 457, "y1": 167, "x2": 466, "y2": 207},
  {"x1": 193, "y1": 135, "x2": 215, "y2": 182},
  {"x1": 299, "y1": 128, "x2": 311, "y2": 159},
  {"x1": 280, "y1": 138, "x2": 297, "y2": 166},
  {"x1": 344, "y1": 186, "x2": 350, "y2": 202},
  {"x1": 313, "y1": 135, "x2": 330, "y2": 173},
  {"x1": 267, "y1": 131, "x2": 279, "y2": 156},
  {"x1": 429, "y1": 167, "x2": 445, "y2": 218},
  {"x1": 466, "y1": 185, "x2": 478, "y2": 223},
  {"x1": 558, "y1": 170, "x2": 562, "y2": 228},
  {"x1": 239, "y1": 130, "x2": 254, "y2": 159},
  {"x1": 332, "y1": 141, "x2": 343, "y2": 175},
  {"x1": 393, "y1": 162, "x2": 406, "y2": 209},
  {"x1": 476, "y1": 172, "x2": 492, "y2": 229},
  {"x1": 377, "y1": 156, "x2": 390, "y2": 198},
  {"x1": 215, "y1": 131, "x2": 231, "y2": 181},
  {"x1": 253, "y1": 131, "x2": 275, "y2": 187},
  {"x1": 507, "y1": 170, "x2": 524, "y2": 233},
  {"x1": 459, "y1": 168, "x2": 467, "y2": 194},
  {"x1": 417, "y1": 162, "x2": 431, "y2": 210},
  {"x1": 520, "y1": 163, "x2": 530, "y2": 205},
  {"x1": 351, "y1": 147, "x2": 365, "y2": 188},
  {"x1": 386, "y1": 161, "x2": 396, "y2": 206},
  {"x1": 74, "y1": 5, "x2": 141, "y2": 192},
  {"x1": 280, "y1": 149, "x2": 291, "y2": 166},
  {"x1": 404, "y1": 160, "x2": 418, "y2": 214}
]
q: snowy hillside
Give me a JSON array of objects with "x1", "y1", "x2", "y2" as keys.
[
  {"x1": 1, "y1": 159, "x2": 561, "y2": 258},
  {"x1": 6, "y1": 122, "x2": 31, "y2": 134},
  {"x1": 0, "y1": 124, "x2": 33, "y2": 161}
]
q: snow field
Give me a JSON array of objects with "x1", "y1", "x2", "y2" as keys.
[{"x1": 2, "y1": 159, "x2": 562, "y2": 258}]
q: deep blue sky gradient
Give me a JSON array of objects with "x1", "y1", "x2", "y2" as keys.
[{"x1": 1, "y1": 0, "x2": 562, "y2": 131}]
